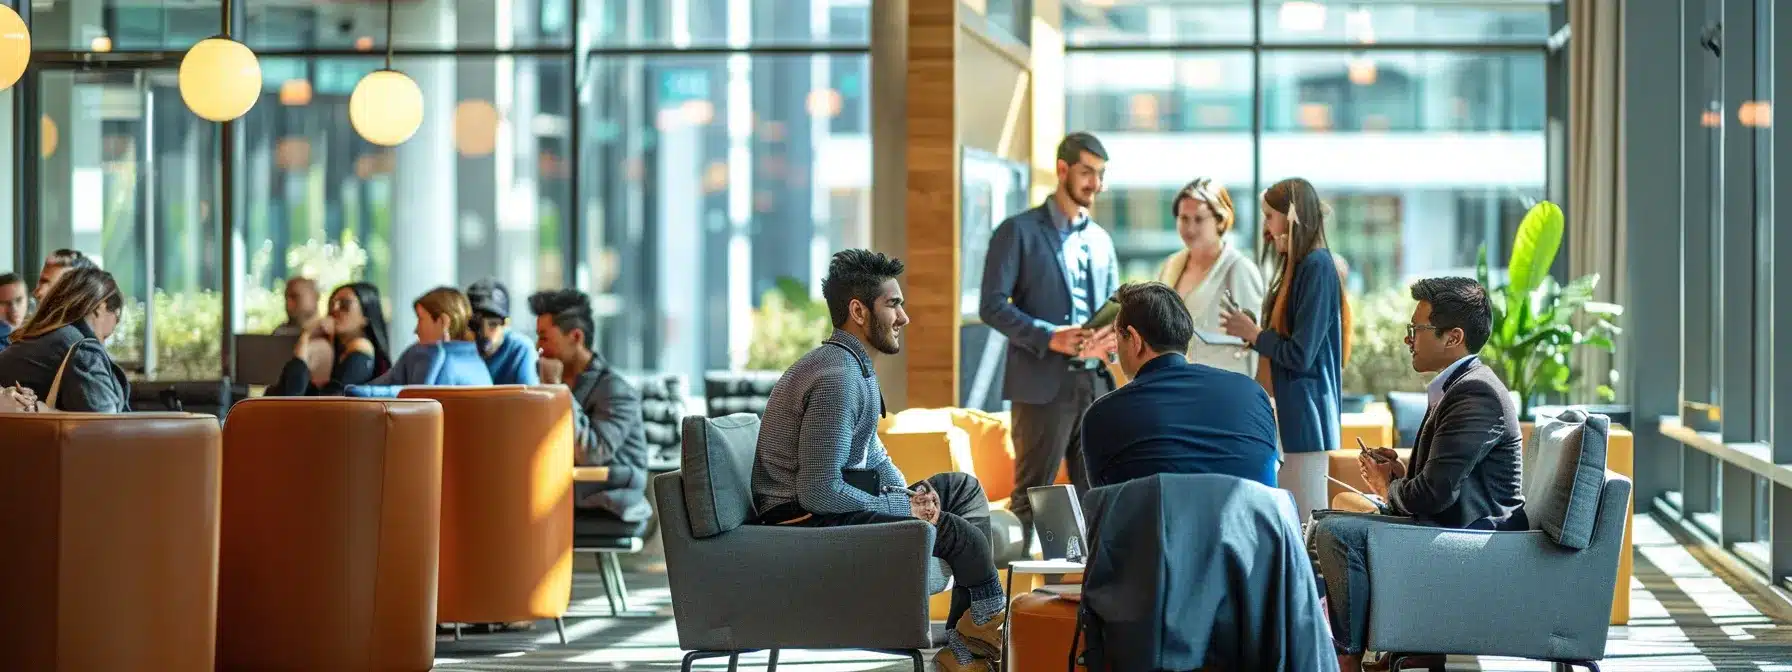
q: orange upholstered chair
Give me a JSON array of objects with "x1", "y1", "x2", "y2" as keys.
[
  {"x1": 0, "y1": 412, "x2": 222, "y2": 672},
  {"x1": 218, "y1": 397, "x2": 443, "y2": 672},
  {"x1": 398, "y1": 385, "x2": 576, "y2": 638}
]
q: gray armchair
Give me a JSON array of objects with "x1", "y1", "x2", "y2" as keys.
[
  {"x1": 655, "y1": 413, "x2": 948, "y2": 672},
  {"x1": 1364, "y1": 410, "x2": 1631, "y2": 672}
]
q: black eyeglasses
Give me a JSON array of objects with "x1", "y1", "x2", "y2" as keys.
[{"x1": 1405, "y1": 323, "x2": 1440, "y2": 339}]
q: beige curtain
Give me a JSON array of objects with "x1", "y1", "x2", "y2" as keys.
[{"x1": 1567, "y1": 0, "x2": 1623, "y2": 402}]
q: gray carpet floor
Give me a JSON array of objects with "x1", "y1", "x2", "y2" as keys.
[{"x1": 431, "y1": 515, "x2": 1792, "y2": 671}]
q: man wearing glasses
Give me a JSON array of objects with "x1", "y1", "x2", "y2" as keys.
[{"x1": 1308, "y1": 276, "x2": 1527, "y2": 672}]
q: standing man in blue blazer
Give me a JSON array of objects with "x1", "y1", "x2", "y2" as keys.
[{"x1": 979, "y1": 131, "x2": 1120, "y2": 542}]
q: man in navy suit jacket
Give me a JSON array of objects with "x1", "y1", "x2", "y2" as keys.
[
  {"x1": 979, "y1": 132, "x2": 1121, "y2": 537},
  {"x1": 1080, "y1": 282, "x2": 1279, "y2": 489}
]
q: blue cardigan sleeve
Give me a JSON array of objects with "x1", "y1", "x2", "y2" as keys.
[
  {"x1": 347, "y1": 343, "x2": 440, "y2": 397},
  {"x1": 1252, "y1": 252, "x2": 1341, "y2": 373}
]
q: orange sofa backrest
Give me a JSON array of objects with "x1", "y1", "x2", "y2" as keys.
[
  {"x1": 218, "y1": 397, "x2": 443, "y2": 672},
  {"x1": 0, "y1": 412, "x2": 222, "y2": 672},
  {"x1": 398, "y1": 385, "x2": 576, "y2": 623}
]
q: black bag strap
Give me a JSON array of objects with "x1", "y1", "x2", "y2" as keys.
[{"x1": 820, "y1": 340, "x2": 886, "y2": 417}]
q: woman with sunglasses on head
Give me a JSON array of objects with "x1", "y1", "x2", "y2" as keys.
[
  {"x1": 1220, "y1": 177, "x2": 1353, "y2": 523},
  {"x1": 1155, "y1": 177, "x2": 1265, "y2": 377},
  {"x1": 270, "y1": 282, "x2": 394, "y2": 396},
  {"x1": 0, "y1": 266, "x2": 131, "y2": 412}
]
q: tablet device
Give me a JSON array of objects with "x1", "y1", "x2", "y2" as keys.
[
  {"x1": 1082, "y1": 295, "x2": 1121, "y2": 330},
  {"x1": 235, "y1": 334, "x2": 301, "y2": 386},
  {"x1": 1194, "y1": 330, "x2": 1246, "y2": 347}
]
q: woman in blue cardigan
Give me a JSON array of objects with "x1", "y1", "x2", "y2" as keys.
[
  {"x1": 1221, "y1": 177, "x2": 1352, "y2": 522},
  {"x1": 347, "y1": 286, "x2": 493, "y2": 397}
]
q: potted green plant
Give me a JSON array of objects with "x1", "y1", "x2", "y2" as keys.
[{"x1": 1475, "y1": 201, "x2": 1623, "y2": 419}]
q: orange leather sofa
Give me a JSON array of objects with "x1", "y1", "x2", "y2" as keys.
[
  {"x1": 0, "y1": 412, "x2": 222, "y2": 672},
  {"x1": 217, "y1": 397, "x2": 443, "y2": 671},
  {"x1": 398, "y1": 386, "x2": 575, "y2": 635}
]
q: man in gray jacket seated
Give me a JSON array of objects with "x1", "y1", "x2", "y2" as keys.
[
  {"x1": 530, "y1": 289, "x2": 651, "y2": 531},
  {"x1": 1310, "y1": 277, "x2": 1526, "y2": 671},
  {"x1": 751, "y1": 249, "x2": 1005, "y2": 672}
]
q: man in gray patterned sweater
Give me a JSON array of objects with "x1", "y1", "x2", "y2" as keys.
[{"x1": 751, "y1": 249, "x2": 1006, "y2": 672}]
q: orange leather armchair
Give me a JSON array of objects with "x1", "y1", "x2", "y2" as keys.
[
  {"x1": 218, "y1": 397, "x2": 444, "y2": 672},
  {"x1": 397, "y1": 386, "x2": 575, "y2": 638},
  {"x1": 0, "y1": 412, "x2": 222, "y2": 672}
]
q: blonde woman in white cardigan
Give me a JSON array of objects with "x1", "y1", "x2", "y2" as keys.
[{"x1": 1155, "y1": 178, "x2": 1265, "y2": 377}]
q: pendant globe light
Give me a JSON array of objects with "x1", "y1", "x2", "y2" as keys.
[
  {"x1": 349, "y1": 0, "x2": 423, "y2": 146},
  {"x1": 0, "y1": 3, "x2": 29, "y2": 92},
  {"x1": 178, "y1": 0, "x2": 261, "y2": 122}
]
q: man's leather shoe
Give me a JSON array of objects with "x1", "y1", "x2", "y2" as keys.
[
  {"x1": 955, "y1": 610, "x2": 1005, "y2": 660},
  {"x1": 933, "y1": 649, "x2": 993, "y2": 672}
]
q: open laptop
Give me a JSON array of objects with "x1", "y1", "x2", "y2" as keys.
[
  {"x1": 234, "y1": 334, "x2": 301, "y2": 386},
  {"x1": 1025, "y1": 484, "x2": 1089, "y2": 563}
]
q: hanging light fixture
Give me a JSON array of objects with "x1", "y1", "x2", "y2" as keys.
[
  {"x1": 178, "y1": 0, "x2": 262, "y2": 123},
  {"x1": 349, "y1": 0, "x2": 423, "y2": 146},
  {"x1": 0, "y1": 3, "x2": 30, "y2": 92}
]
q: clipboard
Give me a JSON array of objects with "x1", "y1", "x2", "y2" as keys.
[{"x1": 1194, "y1": 330, "x2": 1246, "y2": 347}]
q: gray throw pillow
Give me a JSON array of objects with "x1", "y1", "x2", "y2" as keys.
[
  {"x1": 1523, "y1": 409, "x2": 1609, "y2": 550},
  {"x1": 680, "y1": 413, "x2": 761, "y2": 539}
]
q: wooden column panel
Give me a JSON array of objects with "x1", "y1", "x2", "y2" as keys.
[{"x1": 904, "y1": 0, "x2": 961, "y2": 409}]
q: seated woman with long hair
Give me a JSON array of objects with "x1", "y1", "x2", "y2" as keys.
[
  {"x1": 345, "y1": 286, "x2": 493, "y2": 397},
  {"x1": 270, "y1": 282, "x2": 393, "y2": 396},
  {"x1": 0, "y1": 266, "x2": 130, "y2": 411}
]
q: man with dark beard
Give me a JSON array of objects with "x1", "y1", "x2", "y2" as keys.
[
  {"x1": 979, "y1": 132, "x2": 1120, "y2": 545},
  {"x1": 751, "y1": 249, "x2": 1007, "y2": 672}
]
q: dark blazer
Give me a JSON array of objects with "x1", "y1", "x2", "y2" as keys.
[
  {"x1": 1081, "y1": 354, "x2": 1279, "y2": 488},
  {"x1": 0, "y1": 321, "x2": 131, "y2": 412},
  {"x1": 1388, "y1": 357, "x2": 1528, "y2": 531},
  {"x1": 1081, "y1": 474, "x2": 1335, "y2": 672},
  {"x1": 978, "y1": 201, "x2": 1119, "y2": 405},
  {"x1": 1253, "y1": 248, "x2": 1345, "y2": 453}
]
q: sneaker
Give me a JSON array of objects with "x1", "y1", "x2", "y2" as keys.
[
  {"x1": 933, "y1": 649, "x2": 993, "y2": 672},
  {"x1": 954, "y1": 609, "x2": 1005, "y2": 660}
]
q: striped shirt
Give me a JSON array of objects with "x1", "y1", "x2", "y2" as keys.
[
  {"x1": 1047, "y1": 197, "x2": 1096, "y2": 326},
  {"x1": 751, "y1": 329, "x2": 912, "y2": 517}
]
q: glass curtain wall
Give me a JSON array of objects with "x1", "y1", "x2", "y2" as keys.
[
  {"x1": 578, "y1": 0, "x2": 872, "y2": 385},
  {"x1": 12, "y1": 0, "x2": 869, "y2": 386},
  {"x1": 1063, "y1": 0, "x2": 1552, "y2": 400}
]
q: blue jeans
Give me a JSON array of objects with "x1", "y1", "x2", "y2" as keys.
[{"x1": 1309, "y1": 512, "x2": 1433, "y2": 654}]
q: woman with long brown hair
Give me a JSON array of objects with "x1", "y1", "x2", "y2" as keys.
[
  {"x1": 345, "y1": 286, "x2": 493, "y2": 396},
  {"x1": 1220, "y1": 177, "x2": 1352, "y2": 522},
  {"x1": 1155, "y1": 177, "x2": 1265, "y2": 376},
  {"x1": 0, "y1": 265, "x2": 131, "y2": 412}
]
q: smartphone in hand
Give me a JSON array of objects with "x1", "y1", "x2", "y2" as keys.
[{"x1": 1357, "y1": 437, "x2": 1394, "y2": 464}]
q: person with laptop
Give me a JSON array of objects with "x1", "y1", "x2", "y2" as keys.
[
  {"x1": 466, "y1": 278, "x2": 540, "y2": 385},
  {"x1": 1080, "y1": 282, "x2": 1279, "y2": 489},
  {"x1": 1309, "y1": 277, "x2": 1526, "y2": 672},
  {"x1": 529, "y1": 288, "x2": 651, "y2": 529},
  {"x1": 752, "y1": 249, "x2": 1006, "y2": 672}
]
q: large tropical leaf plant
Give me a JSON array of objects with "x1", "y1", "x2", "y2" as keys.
[{"x1": 1474, "y1": 201, "x2": 1623, "y2": 418}]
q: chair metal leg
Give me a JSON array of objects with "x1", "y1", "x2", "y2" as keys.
[
  {"x1": 453, "y1": 622, "x2": 462, "y2": 641},
  {"x1": 603, "y1": 552, "x2": 633, "y2": 613},
  {"x1": 906, "y1": 649, "x2": 923, "y2": 672},
  {"x1": 594, "y1": 553, "x2": 620, "y2": 616},
  {"x1": 766, "y1": 649, "x2": 779, "y2": 672},
  {"x1": 727, "y1": 652, "x2": 740, "y2": 672},
  {"x1": 554, "y1": 617, "x2": 567, "y2": 645}
]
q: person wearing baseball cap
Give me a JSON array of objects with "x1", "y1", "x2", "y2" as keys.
[{"x1": 466, "y1": 278, "x2": 540, "y2": 385}]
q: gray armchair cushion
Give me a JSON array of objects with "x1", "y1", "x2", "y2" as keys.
[
  {"x1": 1523, "y1": 410, "x2": 1609, "y2": 550},
  {"x1": 680, "y1": 414, "x2": 761, "y2": 539}
]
